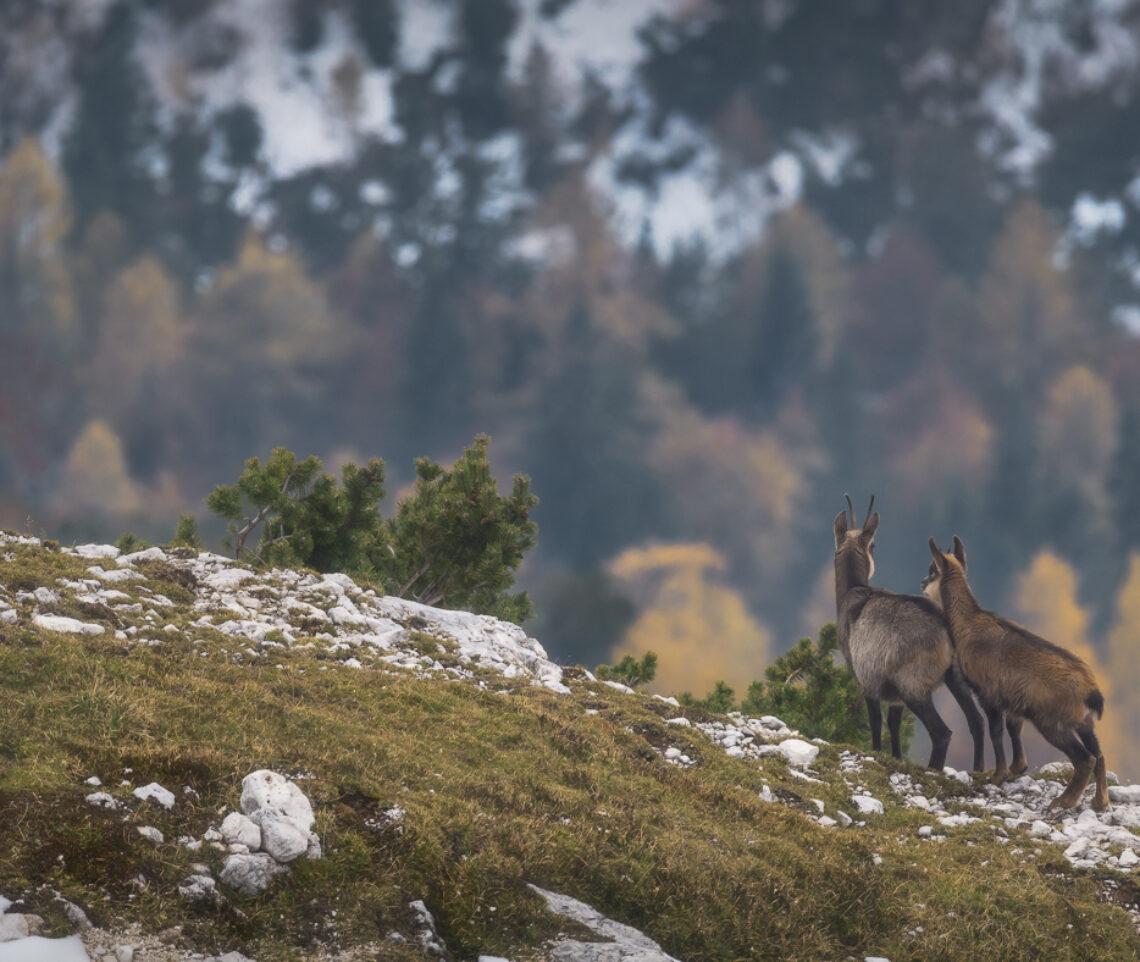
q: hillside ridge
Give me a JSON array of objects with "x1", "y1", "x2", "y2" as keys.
[{"x1": 2, "y1": 532, "x2": 1140, "y2": 960}]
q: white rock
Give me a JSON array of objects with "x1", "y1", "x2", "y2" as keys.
[
  {"x1": 942, "y1": 767, "x2": 971, "y2": 785},
  {"x1": 240, "y1": 771, "x2": 314, "y2": 830},
  {"x1": 72, "y1": 544, "x2": 121, "y2": 559},
  {"x1": 851, "y1": 795, "x2": 884, "y2": 816},
  {"x1": 85, "y1": 792, "x2": 118, "y2": 809},
  {"x1": 33, "y1": 587, "x2": 59, "y2": 605},
  {"x1": 778, "y1": 738, "x2": 819, "y2": 767},
  {"x1": 666, "y1": 717, "x2": 691, "y2": 727},
  {"x1": 115, "y1": 945, "x2": 135, "y2": 962},
  {"x1": 220, "y1": 812, "x2": 262, "y2": 851},
  {"x1": 119, "y1": 547, "x2": 167, "y2": 565},
  {"x1": 1119, "y1": 848, "x2": 1139, "y2": 867},
  {"x1": 32, "y1": 614, "x2": 104, "y2": 635},
  {"x1": 137, "y1": 826, "x2": 164, "y2": 844},
  {"x1": 818, "y1": 815, "x2": 838, "y2": 827},
  {"x1": 178, "y1": 875, "x2": 218, "y2": 901},
  {"x1": 1029, "y1": 820, "x2": 1053, "y2": 838},
  {"x1": 133, "y1": 783, "x2": 176, "y2": 809},
  {"x1": 0, "y1": 913, "x2": 43, "y2": 941},
  {"x1": 938, "y1": 813, "x2": 980, "y2": 827},
  {"x1": 1064, "y1": 837, "x2": 1091, "y2": 859},
  {"x1": 254, "y1": 814, "x2": 310, "y2": 863},
  {"x1": 918, "y1": 825, "x2": 934, "y2": 837},
  {"x1": 1109, "y1": 785, "x2": 1140, "y2": 804},
  {"x1": 220, "y1": 853, "x2": 289, "y2": 896},
  {"x1": 88, "y1": 567, "x2": 144, "y2": 583},
  {"x1": 837, "y1": 811, "x2": 853, "y2": 827}
]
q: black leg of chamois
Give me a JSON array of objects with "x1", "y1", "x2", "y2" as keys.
[
  {"x1": 904, "y1": 695, "x2": 951, "y2": 771},
  {"x1": 945, "y1": 669, "x2": 985, "y2": 773},
  {"x1": 866, "y1": 698, "x2": 883, "y2": 753},
  {"x1": 887, "y1": 705, "x2": 904, "y2": 759},
  {"x1": 985, "y1": 704, "x2": 1009, "y2": 784},
  {"x1": 1078, "y1": 726, "x2": 1109, "y2": 812},
  {"x1": 1007, "y1": 717, "x2": 1027, "y2": 776},
  {"x1": 1046, "y1": 729, "x2": 1096, "y2": 811}
]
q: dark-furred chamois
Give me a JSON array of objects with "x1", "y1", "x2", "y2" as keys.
[
  {"x1": 924, "y1": 536, "x2": 1109, "y2": 811},
  {"x1": 834, "y1": 496, "x2": 984, "y2": 771}
]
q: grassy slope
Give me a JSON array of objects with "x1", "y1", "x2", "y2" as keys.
[{"x1": 0, "y1": 541, "x2": 1138, "y2": 961}]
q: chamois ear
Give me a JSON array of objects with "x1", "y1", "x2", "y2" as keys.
[
  {"x1": 928, "y1": 537, "x2": 944, "y2": 567},
  {"x1": 952, "y1": 535, "x2": 966, "y2": 569},
  {"x1": 862, "y1": 511, "x2": 879, "y2": 542},
  {"x1": 834, "y1": 510, "x2": 848, "y2": 548}
]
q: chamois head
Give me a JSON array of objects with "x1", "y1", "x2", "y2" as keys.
[
  {"x1": 923, "y1": 536, "x2": 967, "y2": 604},
  {"x1": 834, "y1": 494, "x2": 879, "y2": 581}
]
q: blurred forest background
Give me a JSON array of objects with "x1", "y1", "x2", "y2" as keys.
[{"x1": 4, "y1": 0, "x2": 1140, "y2": 772}]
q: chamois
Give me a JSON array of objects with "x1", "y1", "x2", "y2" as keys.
[
  {"x1": 834, "y1": 496, "x2": 984, "y2": 771},
  {"x1": 924, "y1": 537, "x2": 1109, "y2": 811}
]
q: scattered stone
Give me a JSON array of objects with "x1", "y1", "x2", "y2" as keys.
[
  {"x1": 178, "y1": 875, "x2": 219, "y2": 902},
  {"x1": 852, "y1": 795, "x2": 884, "y2": 816},
  {"x1": 220, "y1": 812, "x2": 262, "y2": 851},
  {"x1": 1110, "y1": 785, "x2": 1140, "y2": 804},
  {"x1": 136, "y1": 826, "x2": 164, "y2": 844},
  {"x1": 31, "y1": 614, "x2": 104, "y2": 635},
  {"x1": 778, "y1": 738, "x2": 819, "y2": 767},
  {"x1": 529, "y1": 885, "x2": 682, "y2": 961},
  {"x1": 133, "y1": 783, "x2": 176, "y2": 809},
  {"x1": 220, "y1": 853, "x2": 290, "y2": 897},
  {"x1": 0, "y1": 913, "x2": 44, "y2": 941},
  {"x1": 240, "y1": 770, "x2": 318, "y2": 864}
]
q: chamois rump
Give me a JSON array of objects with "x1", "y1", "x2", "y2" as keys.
[
  {"x1": 834, "y1": 496, "x2": 984, "y2": 771},
  {"x1": 924, "y1": 536, "x2": 1109, "y2": 812}
]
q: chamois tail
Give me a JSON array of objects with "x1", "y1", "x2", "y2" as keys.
[{"x1": 1086, "y1": 689, "x2": 1105, "y2": 721}]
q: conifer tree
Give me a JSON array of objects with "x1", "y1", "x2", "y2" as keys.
[{"x1": 207, "y1": 436, "x2": 537, "y2": 623}]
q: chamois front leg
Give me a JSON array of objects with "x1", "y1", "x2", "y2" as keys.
[
  {"x1": 904, "y1": 694, "x2": 951, "y2": 771},
  {"x1": 1007, "y1": 717, "x2": 1028, "y2": 777},
  {"x1": 887, "y1": 704, "x2": 904, "y2": 760},
  {"x1": 866, "y1": 697, "x2": 883, "y2": 753},
  {"x1": 945, "y1": 668, "x2": 985, "y2": 774},
  {"x1": 984, "y1": 704, "x2": 1009, "y2": 784}
]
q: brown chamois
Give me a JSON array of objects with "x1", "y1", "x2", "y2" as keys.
[
  {"x1": 924, "y1": 536, "x2": 1109, "y2": 811},
  {"x1": 835, "y1": 496, "x2": 984, "y2": 771}
]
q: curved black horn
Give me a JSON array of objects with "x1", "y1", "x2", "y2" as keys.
[
  {"x1": 844, "y1": 493, "x2": 855, "y2": 529},
  {"x1": 863, "y1": 495, "x2": 876, "y2": 529}
]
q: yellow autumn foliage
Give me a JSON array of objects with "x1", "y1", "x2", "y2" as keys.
[
  {"x1": 608, "y1": 543, "x2": 771, "y2": 698},
  {"x1": 892, "y1": 386, "x2": 993, "y2": 508},
  {"x1": 1038, "y1": 365, "x2": 1117, "y2": 493},
  {"x1": 977, "y1": 199, "x2": 1082, "y2": 387},
  {"x1": 0, "y1": 136, "x2": 74, "y2": 341},
  {"x1": 55, "y1": 419, "x2": 141, "y2": 517},
  {"x1": 89, "y1": 256, "x2": 185, "y2": 419},
  {"x1": 1107, "y1": 554, "x2": 1140, "y2": 780},
  {"x1": 1012, "y1": 551, "x2": 1126, "y2": 777},
  {"x1": 648, "y1": 404, "x2": 801, "y2": 588}
]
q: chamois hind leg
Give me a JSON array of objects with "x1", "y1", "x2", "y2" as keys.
[
  {"x1": 887, "y1": 704, "x2": 904, "y2": 760},
  {"x1": 1007, "y1": 717, "x2": 1028, "y2": 776},
  {"x1": 1044, "y1": 727, "x2": 1096, "y2": 811},
  {"x1": 945, "y1": 668, "x2": 985, "y2": 774},
  {"x1": 866, "y1": 698, "x2": 883, "y2": 753},
  {"x1": 984, "y1": 704, "x2": 1009, "y2": 784},
  {"x1": 1079, "y1": 726, "x2": 1109, "y2": 812},
  {"x1": 903, "y1": 694, "x2": 951, "y2": 771}
]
